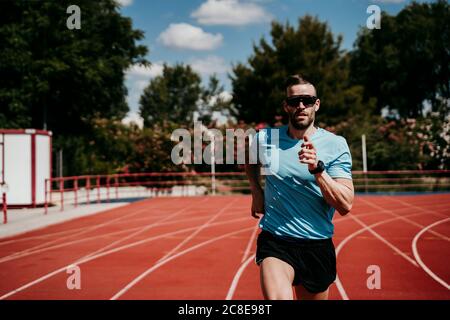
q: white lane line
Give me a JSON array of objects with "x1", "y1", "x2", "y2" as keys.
[
  {"x1": 389, "y1": 196, "x2": 450, "y2": 217},
  {"x1": 0, "y1": 197, "x2": 184, "y2": 247},
  {"x1": 226, "y1": 254, "x2": 255, "y2": 300},
  {"x1": 223, "y1": 218, "x2": 260, "y2": 301},
  {"x1": 334, "y1": 211, "x2": 431, "y2": 300},
  {"x1": 349, "y1": 214, "x2": 419, "y2": 267},
  {"x1": 123, "y1": 209, "x2": 246, "y2": 226},
  {"x1": 0, "y1": 205, "x2": 182, "y2": 247},
  {"x1": 0, "y1": 210, "x2": 189, "y2": 252},
  {"x1": 332, "y1": 201, "x2": 448, "y2": 225},
  {"x1": 155, "y1": 199, "x2": 237, "y2": 264},
  {"x1": 0, "y1": 202, "x2": 164, "y2": 261},
  {"x1": 110, "y1": 226, "x2": 254, "y2": 300},
  {"x1": 241, "y1": 221, "x2": 260, "y2": 264},
  {"x1": 80, "y1": 198, "x2": 210, "y2": 260},
  {"x1": 0, "y1": 215, "x2": 213, "y2": 264},
  {"x1": 411, "y1": 217, "x2": 450, "y2": 290},
  {"x1": 0, "y1": 226, "x2": 94, "y2": 246},
  {"x1": 0, "y1": 216, "x2": 249, "y2": 300},
  {"x1": 0, "y1": 201, "x2": 209, "y2": 263},
  {"x1": 360, "y1": 197, "x2": 450, "y2": 241},
  {"x1": 110, "y1": 199, "x2": 238, "y2": 300}
]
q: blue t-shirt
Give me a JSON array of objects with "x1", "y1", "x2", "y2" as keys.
[{"x1": 251, "y1": 125, "x2": 352, "y2": 239}]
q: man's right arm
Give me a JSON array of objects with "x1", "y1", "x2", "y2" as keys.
[{"x1": 245, "y1": 163, "x2": 265, "y2": 219}]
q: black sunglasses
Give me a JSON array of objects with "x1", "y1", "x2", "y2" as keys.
[{"x1": 285, "y1": 95, "x2": 317, "y2": 108}]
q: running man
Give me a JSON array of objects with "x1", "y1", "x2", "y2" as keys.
[{"x1": 245, "y1": 74, "x2": 354, "y2": 300}]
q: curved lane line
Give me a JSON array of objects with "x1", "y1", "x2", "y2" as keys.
[
  {"x1": 335, "y1": 211, "x2": 434, "y2": 300},
  {"x1": 411, "y1": 217, "x2": 450, "y2": 290},
  {"x1": 226, "y1": 254, "x2": 256, "y2": 300}
]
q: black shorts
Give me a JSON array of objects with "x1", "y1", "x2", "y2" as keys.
[{"x1": 255, "y1": 230, "x2": 336, "y2": 293}]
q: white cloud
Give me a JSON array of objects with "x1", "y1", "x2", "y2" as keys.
[
  {"x1": 115, "y1": 0, "x2": 133, "y2": 7},
  {"x1": 189, "y1": 56, "x2": 229, "y2": 76},
  {"x1": 191, "y1": 0, "x2": 272, "y2": 26},
  {"x1": 158, "y1": 23, "x2": 223, "y2": 51}
]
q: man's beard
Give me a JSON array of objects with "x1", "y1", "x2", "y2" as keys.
[{"x1": 289, "y1": 111, "x2": 314, "y2": 130}]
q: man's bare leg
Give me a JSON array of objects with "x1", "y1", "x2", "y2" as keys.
[
  {"x1": 260, "y1": 257, "x2": 295, "y2": 300},
  {"x1": 294, "y1": 284, "x2": 329, "y2": 300}
]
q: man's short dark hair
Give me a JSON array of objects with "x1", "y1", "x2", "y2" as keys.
[
  {"x1": 285, "y1": 74, "x2": 311, "y2": 88},
  {"x1": 285, "y1": 74, "x2": 317, "y2": 96}
]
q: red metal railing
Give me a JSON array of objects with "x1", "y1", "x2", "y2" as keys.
[
  {"x1": 44, "y1": 172, "x2": 236, "y2": 213},
  {"x1": 1, "y1": 170, "x2": 449, "y2": 223},
  {"x1": 2, "y1": 192, "x2": 6, "y2": 224},
  {"x1": 42, "y1": 170, "x2": 450, "y2": 214}
]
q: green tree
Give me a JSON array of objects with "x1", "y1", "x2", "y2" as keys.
[
  {"x1": 231, "y1": 15, "x2": 368, "y2": 126},
  {"x1": 139, "y1": 64, "x2": 201, "y2": 127},
  {"x1": 128, "y1": 121, "x2": 183, "y2": 173},
  {"x1": 0, "y1": 0, "x2": 148, "y2": 134},
  {"x1": 350, "y1": 0, "x2": 450, "y2": 118},
  {"x1": 334, "y1": 116, "x2": 423, "y2": 171},
  {"x1": 197, "y1": 75, "x2": 232, "y2": 124},
  {"x1": 53, "y1": 118, "x2": 138, "y2": 176}
]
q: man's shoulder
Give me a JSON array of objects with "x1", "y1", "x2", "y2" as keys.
[
  {"x1": 318, "y1": 129, "x2": 352, "y2": 167},
  {"x1": 318, "y1": 128, "x2": 348, "y2": 146},
  {"x1": 258, "y1": 125, "x2": 286, "y2": 132},
  {"x1": 255, "y1": 125, "x2": 285, "y2": 140}
]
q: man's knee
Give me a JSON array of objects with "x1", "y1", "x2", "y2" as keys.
[{"x1": 263, "y1": 283, "x2": 294, "y2": 300}]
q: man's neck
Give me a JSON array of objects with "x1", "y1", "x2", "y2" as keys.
[{"x1": 287, "y1": 122, "x2": 317, "y2": 140}]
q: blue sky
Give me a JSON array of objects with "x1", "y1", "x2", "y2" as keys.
[{"x1": 118, "y1": 0, "x2": 433, "y2": 124}]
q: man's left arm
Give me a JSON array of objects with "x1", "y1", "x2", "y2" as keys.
[
  {"x1": 313, "y1": 173, "x2": 354, "y2": 215},
  {"x1": 299, "y1": 135, "x2": 354, "y2": 216}
]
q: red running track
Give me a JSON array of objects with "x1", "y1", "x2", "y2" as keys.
[{"x1": 0, "y1": 194, "x2": 449, "y2": 300}]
